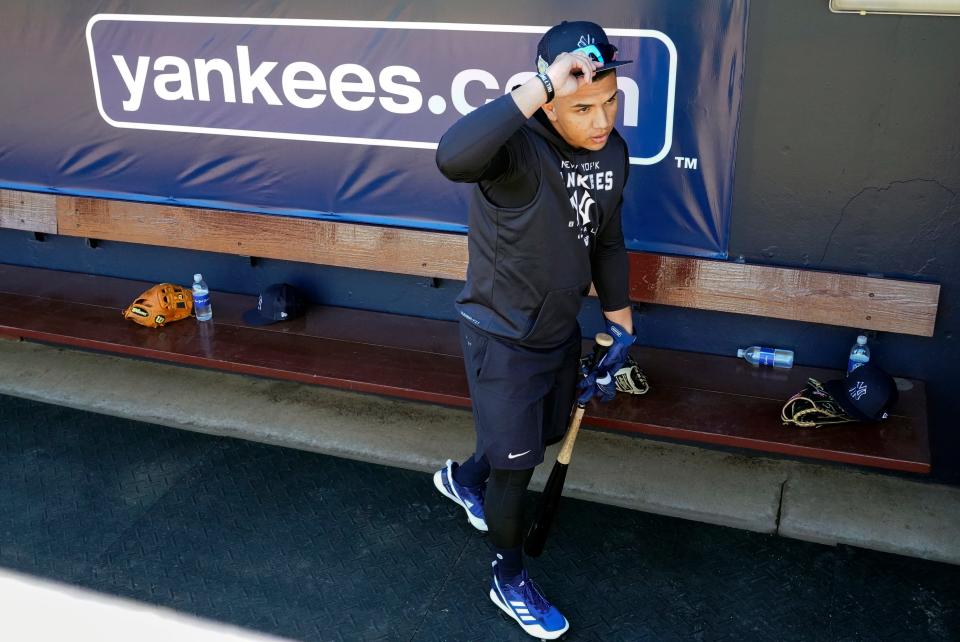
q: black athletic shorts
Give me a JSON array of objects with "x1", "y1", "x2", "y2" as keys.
[{"x1": 459, "y1": 320, "x2": 581, "y2": 470}]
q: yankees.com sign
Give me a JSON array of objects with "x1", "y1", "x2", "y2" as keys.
[
  {"x1": 86, "y1": 15, "x2": 677, "y2": 165},
  {"x1": 0, "y1": 2, "x2": 747, "y2": 257}
]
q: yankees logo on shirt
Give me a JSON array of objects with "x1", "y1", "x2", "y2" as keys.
[
  {"x1": 568, "y1": 189, "x2": 596, "y2": 245},
  {"x1": 561, "y1": 159, "x2": 614, "y2": 246}
]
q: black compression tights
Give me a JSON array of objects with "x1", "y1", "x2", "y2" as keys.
[{"x1": 485, "y1": 466, "x2": 535, "y2": 549}]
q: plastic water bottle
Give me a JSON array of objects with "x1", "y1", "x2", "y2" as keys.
[
  {"x1": 737, "y1": 346, "x2": 794, "y2": 369},
  {"x1": 847, "y1": 335, "x2": 870, "y2": 374},
  {"x1": 192, "y1": 273, "x2": 213, "y2": 321}
]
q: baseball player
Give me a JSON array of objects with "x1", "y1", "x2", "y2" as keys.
[{"x1": 432, "y1": 21, "x2": 636, "y2": 639}]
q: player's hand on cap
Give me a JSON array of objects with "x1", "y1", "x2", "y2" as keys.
[{"x1": 547, "y1": 51, "x2": 602, "y2": 100}]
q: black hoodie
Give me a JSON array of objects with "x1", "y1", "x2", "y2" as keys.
[{"x1": 436, "y1": 93, "x2": 630, "y2": 349}]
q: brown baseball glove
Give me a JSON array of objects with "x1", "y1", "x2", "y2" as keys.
[{"x1": 123, "y1": 283, "x2": 194, "y2": 328}]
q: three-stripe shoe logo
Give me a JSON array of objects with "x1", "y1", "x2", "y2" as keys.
[
  {"x1": 511, "y1": 594, "x2": 537, "y2": 623},
  {"x1": 490, "y1": 563, "x2": 569, "y2": 638}
]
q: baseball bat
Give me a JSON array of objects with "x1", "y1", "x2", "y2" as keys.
[{"x1": 524, "y1": 331, "x2": 614, "y2": 558}]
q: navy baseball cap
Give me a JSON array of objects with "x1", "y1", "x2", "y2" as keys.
[
  {"x1": 243, "y1": 283, "x2": 307, "y2": 326},
  {"x1": 824, "y1": 364, "x2": 899, "y2": 422},
  {"x1": 536, "y1": 21, "x2": 633, "y2": 75}
]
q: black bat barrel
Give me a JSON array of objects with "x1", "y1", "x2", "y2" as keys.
[{"x1": 524, "y1": 332, "x2": 613, "y2": 558}]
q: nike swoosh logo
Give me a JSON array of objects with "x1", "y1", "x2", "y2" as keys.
[{"x1": 507, "y1": 450, "x2": 531, "y2": 460}]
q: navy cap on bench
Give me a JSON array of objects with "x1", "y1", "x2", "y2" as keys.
[
  {"x1": 824, "y1": 364, "x2": 899, "y2": 422},
  {"x1": 243, "y1": 283, "x2": 307, "y2": 326}
]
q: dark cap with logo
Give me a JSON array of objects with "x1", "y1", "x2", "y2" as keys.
[
  {"x1": 243, "y1": 283, "x2": 307, "y2": 326},
  {"x1": 536, "y1": 21, "x2": 633, "y2": 75},
  {"x1": 824, "y1": 364, "x2": 899, "y2": 422}
]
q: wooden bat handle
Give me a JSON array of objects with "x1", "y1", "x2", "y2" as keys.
[
  {"x1": 588, "y1": 332, "x2": 615, "y2": 372},
  {"x1": 557, "y1": 406, "x2": 585, "y2": 465},
  {"x1": 523, "y1": 333, "x2": 614, "y2": 558},
  {"x1": 556, "y1": 332, "x2": 613, "y2": 465}
]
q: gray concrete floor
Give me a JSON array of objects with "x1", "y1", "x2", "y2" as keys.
[
  {"x1": 1, "y1": 337, "x2": 958, "y2": 565},
  {"x1": 3, "y1": 387, "x2": 958, "y2": 641}
]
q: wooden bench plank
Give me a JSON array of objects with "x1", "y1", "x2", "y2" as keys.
[
  {"x1": 586, "y1": 368, "x2": 930, "y2": 474},
  {"x1": 0, "y1": 262, "x2": 929, "y2": 414},
  {"x1": 0, "y1": 292, "x2": 472, "y2": 407},
  {"x1": 0, "y1": 264, "x2": 464, "y2": 357},
  {"x1": 0, "y1": 190, "x2": 941, "y2": 336},
  {"x1": 0, "y1": 264, "x2": 930, "y2": 473},
  {"x1": 54, "y1": 194, "x2": 466, "y2": 280},
  {"x1": 0, "y1": 262, "x2": 926, "y2": 414},
  {"x1": 628, "y1": 253, "x2": 939, "y2": 337},
  {"x1": 0, "y1": 190, "x2": 56, "y2": 234}
]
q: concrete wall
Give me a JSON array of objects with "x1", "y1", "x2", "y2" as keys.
[{"x1": 2, "y1": 1, "x2": 958, "y2": 481}]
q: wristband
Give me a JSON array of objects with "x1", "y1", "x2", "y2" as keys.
[{"x1": 536, "y1": 72, "x2": 555, "y2": 103}]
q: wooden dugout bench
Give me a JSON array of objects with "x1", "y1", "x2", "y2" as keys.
[{"x1": 0, "y1": 189, "x2": 941, "y2": 474}]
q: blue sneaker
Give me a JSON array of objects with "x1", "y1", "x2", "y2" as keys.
[
  {"x1": 490, "y1": 563, "x2": 569, "y2": 639},
  {"x1": 432, "y1": 459, "x2": 487, "y2": 532}
]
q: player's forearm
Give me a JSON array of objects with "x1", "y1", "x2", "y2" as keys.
[
  {"x1": 602, "y1": 306, "x2": 634, "y2": 335},
  {"x1": 592, "y1": 238, "x2": 630, "y2": 326},
  {"x1": 435, "y1": 93, "x2": 526, "y2": 182},
  {"x1": 511, "y1": 75, "x2": 550, "y2": 118}
]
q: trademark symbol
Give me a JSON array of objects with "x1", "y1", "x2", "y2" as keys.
[{"x1": 674, "y1": 156, "x2": 699, "y2": 170}]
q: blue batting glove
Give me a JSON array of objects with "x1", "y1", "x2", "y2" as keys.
[
  {"x1": 594, "y1": 370, "x2": 617, "y2": 403},
  {"x1": 595, "y1": 320, "x2": 636, "y2": 378},
  {"x1": 576, "y1": 370, "x2": 598, "y2": 406},
  {"x1": 576, "y1": 353, "x2": 600, "y2": 404},
  {"x1": 576, "y1": 361, "x2": 618, "y2": 405},
  {"x1": 576, "y1": 322, "x2": 635, "y2": 406},
  {"x1": 576, "y1": 369, "x2": 618, "y2": 405}
]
